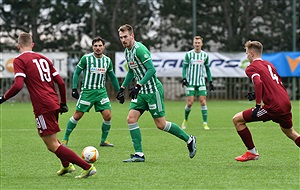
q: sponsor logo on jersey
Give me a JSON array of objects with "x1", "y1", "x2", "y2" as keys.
[
  {"x1": 90, "y1": 66, "x2": 106, "y2": 74},
  {"x1": 129, "y1": 61, "x2": 138, "y2": 69},
  {"x1": 191, "y1": 59, "x2": 203, "y2": 65}
]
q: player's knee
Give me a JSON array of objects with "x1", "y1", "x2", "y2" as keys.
[
  {"x1": 126, "y1": 116, "x2": 137, "y2": 124},
  {"x1": 232, "y1": 113, "x2": 241, "y2": 125}
]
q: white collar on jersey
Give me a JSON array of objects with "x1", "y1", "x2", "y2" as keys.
[{"x1": 253, "y1": 58, "x2": 263, "y2": 61}]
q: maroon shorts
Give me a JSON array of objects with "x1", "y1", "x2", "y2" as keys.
[
  {"x1": 242, "y1": 106, "x2": 293, "y2": 129},
  {"x1": 35, "y1": 110, "x2": 61, "y2": 137}
]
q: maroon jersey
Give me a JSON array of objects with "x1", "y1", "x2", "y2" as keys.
[
  {"x1": 12, "y1": 51, "x2": 60, "y2": 115},
  {"x1": 245, "y1": 58, "x2": 291, "y2": 114}
]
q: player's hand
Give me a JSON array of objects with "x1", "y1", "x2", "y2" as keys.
[
  {"x1": 209, "y1": 81, "x2": 215, "y2": 91},
  {"x1": 129, "y1": 84, "x2": 141, "y2": 99},
  {"x1": 245, "y1": 92, "x2": 255, "y2": 101},
  {"x1": 182, "y1": 78, "x2": 188, "y2": 87},
  {"x1": 116, "y1": 88, "x2": 125, "y2": 104},
  {"x1": 251, "y1": 104, "x2": 261, "y2": 119},
  {"x1": 0, "y1": 96, "x2": 6, "y2": 104},
  {"x1": 60, "y1": 103, "x2": 69, "y2": 114},
  {"x1": 72, "y1": 89, "x2": 79, "y2": 99}
]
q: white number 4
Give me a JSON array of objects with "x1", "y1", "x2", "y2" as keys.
[
  {"x1": 33, "y1": 59, "x2": 51, "y2": 82},
  {"x1": 267, "y1": 65, "x2": 279, "y2": 84}
]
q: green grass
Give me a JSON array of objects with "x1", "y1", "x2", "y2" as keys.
[{"x1": 1, "y1": 100, "x2": 299, "y2": 190}]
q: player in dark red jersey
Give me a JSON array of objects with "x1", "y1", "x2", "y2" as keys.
[
  {"x1": 0, "y1": 32, "x2": 96, "y2": 178},
  {"x1": 232, "y1": 40, "x2": 300, "y2": 162}
]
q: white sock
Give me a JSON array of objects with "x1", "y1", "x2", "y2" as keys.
[
  {"x1": 135, "y1": 152, "x2": 144, "y2": 157},
  {"x1": 248, "y1": 148, "x2": 257, "y2": 154}
]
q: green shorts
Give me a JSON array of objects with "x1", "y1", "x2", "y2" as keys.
[
  {"x1": 186, "y1": 85, "x2": 207, "y2": 97},
  {"x1": 76, "y1": 88, "x2": 111, "y2": 113},
  {"x1": 129, "y1": 84, "x2": 165, "y2": 118}
]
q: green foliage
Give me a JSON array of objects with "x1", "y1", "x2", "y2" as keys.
[
  {"x1": 1, "y1": 101, "x2": 299, "y2": 189},
  {"x1": 1, "y1": 0, "x2": 299, "y2": 52},
  {"x1": 159, "y1": 0, "x2": 300, "y2": 52}
]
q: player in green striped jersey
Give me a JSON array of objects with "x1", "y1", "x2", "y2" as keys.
[
  {"x1": 116, "y1": 24, "x2": 196, "y2": 162},
  {"x1": 181, "y1": 36, "x2": 215, "y2": 130},
  {"x1": 62, "y1": 36, "x2": 122, "y2": 147}
]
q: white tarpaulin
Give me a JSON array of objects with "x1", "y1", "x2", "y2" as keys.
[
  {"x1": 0, "y1": 52, "x2": 68, "y2": 78},
  {"x1": 115, "y1": 52, "x2": 249, "y2": 77}
]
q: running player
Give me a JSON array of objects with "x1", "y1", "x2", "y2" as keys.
[
  {"x1": 0, "y1": 32, "x2": 96, "y2": 178},
  {"x1": 233, "y1": 40, "x2": 300, "y2": 162},
  {"x1": 116, "y1": 24, "x2": 196, "y2": 162}
]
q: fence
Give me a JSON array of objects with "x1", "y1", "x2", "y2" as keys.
[
  {"x1": 1, "y1": 76, "x2": 299, "y2": 102},
  {"x1": 0, "y1": 51, "x2": 299, "y2": 102}
]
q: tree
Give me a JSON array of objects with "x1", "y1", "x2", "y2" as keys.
[
  {"x1": 158, "y1": 0, "x2": 299, "y2": 52},
  {"x1": 1, "y1": 0, "x2": 298, "y2": 52},
  {"x1": 87, "y1": 0, "x2": 160, "y2": 52},
  {"x1": 0, "y1": 0, "x2": 92, "y2": 52}
]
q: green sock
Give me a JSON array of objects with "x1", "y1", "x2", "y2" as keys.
[
  {"x1": 63, "y1": 116, "x2": 78, "y2": 141},
  {"x1": 101, "y1": 120, "x2": 111, "y2": 143},
  {"x1": 201, "y1": 105, "x2": 208, "y2": 123},
  {"x1": 128, "y1": 122, "x2": 143, "y2": 153},
  {"x1": 163, "y1": 121, "x2": 190, "y2": 142},
  {"x1": 184, "y1": 105, "x2": 191, "y2": 120}
]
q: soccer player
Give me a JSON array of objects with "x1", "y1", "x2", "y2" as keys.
[
  {"x1": 181, "y1": 36, "x2": 215, "y2": 130},
  {"x1": 233, "y1": 40, "x2": 300, "y2": 162},
  {"x1": 61, "y1": 36, "x2": 122, "y2": 147},
  {"x1": 116, "y1": 24, "x2": 196, "y2": 162},
  {"x1": 0, "y1": 32, "x2": 96, "y2": 178}
]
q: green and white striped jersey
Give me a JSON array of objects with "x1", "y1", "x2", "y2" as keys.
[
  {"x1": 183, "y1": 50, "x2": 209, "y2": 86},
  {"x1": 77, "y1": 53, "x2": 113, "y2": 90},
  {"x1": 124, "y1": 41, "x2": 161, "y2": 94}
]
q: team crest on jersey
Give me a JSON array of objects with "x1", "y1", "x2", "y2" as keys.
[
  {"x1": 90, "y1": 66, "x2": 106, "y2": 74},
  {"x1": 144, "y1": 54, "x2": 149, "y2": 58}
]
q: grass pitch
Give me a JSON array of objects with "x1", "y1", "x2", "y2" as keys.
[{"x1": 1, "y1": 100, "x2": 299, "y2": 189}]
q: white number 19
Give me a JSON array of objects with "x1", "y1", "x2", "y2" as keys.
[{"x1": 33, "y1": 59, "x2": 51, "y2": 82}]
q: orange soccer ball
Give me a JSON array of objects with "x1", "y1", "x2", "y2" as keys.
[{"x1": 81, "y1": 146, "x2": 99, "y2": 163}]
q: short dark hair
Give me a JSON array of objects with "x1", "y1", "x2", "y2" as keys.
[{"x1": 92, "y1": 36, "x2": 105, "y2": 46}]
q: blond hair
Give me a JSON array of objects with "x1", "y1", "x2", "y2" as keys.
[
  {"x1": 118, "y1": 24, "x2": 134, "y2": 35},
  {"x1": 194, "y1": 36, "x2": 203, "y2": 41},
  {"x1": 18, "y1": 32, "x2": 32, "y2": 48},
  {"x1": 245, "y1": 40, "x2": 263, "y2": 55}
]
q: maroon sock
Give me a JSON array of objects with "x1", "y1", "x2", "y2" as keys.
[
  {"x1": 237, "y1": 127, "x2": 255, "y2": 150},
  {"x1": 55, "y1": 145, "x2": 91, "y2": 170},
  {"x1": 295, "y1": 136, "x2": 300, "y2": 147}
]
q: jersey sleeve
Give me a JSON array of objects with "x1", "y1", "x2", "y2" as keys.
[
  {"x1": 13, "y1": 57, "x2": 26, "y2": 78},
  {"x1": 245, "y1": 65, "x2": 262, "y2": 104},
  {"x1": 136, "y1": 45, "x2": 151, "y2": 64},
  {"x1": 77, "y1": 55, "x2": 87, "y2": 70},
  {"x1": 182, "y1": 53, "x2": 189, "y2": 78},
  {"x1": 107, "y1": 58, "x2": 113, "y2": 73},
  {"x1": 204, "y1": 55, "x2": 212, "y2": 81},
  {"x1": 107, "y1": 59, "x2": 120, "y2": 91}
]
